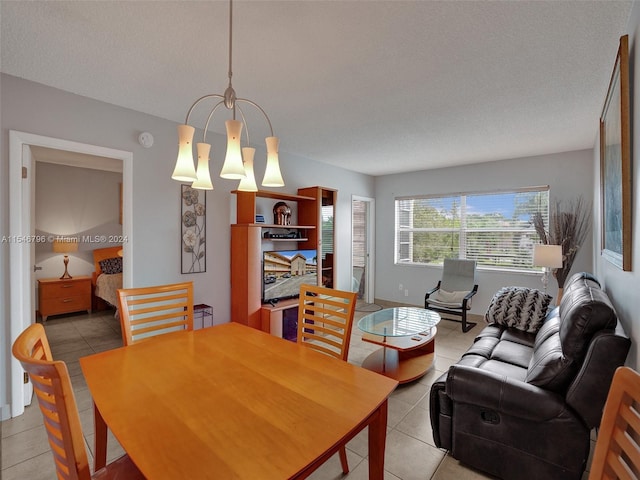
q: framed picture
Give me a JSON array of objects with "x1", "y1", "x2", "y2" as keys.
[
  {"x1": 600, "y1": 34, "x2": 631, "y2": 271},
  {"x1": 181, "y1": 185, "x2": 206, "y2": 273}
]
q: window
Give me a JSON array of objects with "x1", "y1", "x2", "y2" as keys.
[{"x1": 395, "y1": 187, "x2": 549, "y2": 271}]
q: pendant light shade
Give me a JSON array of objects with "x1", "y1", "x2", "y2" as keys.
[
  {"x1": 238, "y1": 147, "x2": 258, "y2": 192},
  {"x1": 192, "y1": 143, "x2": 214, "y2": 190},
  {"x1": 172, "y1": 0, "x2": 284, "y2": 189},
  {"x1": 172, "y1": 125, "x2": 197, "y2": 181},
  {"x1": 262, "y1": 136, "x2": 284, "y2": 187},
  {"x1": 220, "y1": 120, "x2": 247, "y2": 179}
]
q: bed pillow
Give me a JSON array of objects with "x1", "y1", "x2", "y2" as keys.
[
  {"x1": 485, "y1": 286, "x2": 552, "y2": 333},
  {"x1": 99, "y1": 257, "x2": 122, "y2": 275}
]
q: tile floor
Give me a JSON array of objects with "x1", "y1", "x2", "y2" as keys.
[{"x1": 1, "y1": 304, "x2": 592, "y2": 479}]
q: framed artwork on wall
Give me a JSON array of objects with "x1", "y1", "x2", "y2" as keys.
[
  {"x1": 600, "y1": 34, "x2": 631, "y2": 271},
  {"x1": 181, "y1": 185, "x2": 206, "y2": 273}
]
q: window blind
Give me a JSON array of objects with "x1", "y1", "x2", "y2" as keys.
[{"x1": 395, "y1": 187, "x2": 549, "y2": 271}]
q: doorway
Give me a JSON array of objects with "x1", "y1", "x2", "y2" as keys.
[
  {"x1": 7, "y1": 131, "x2": 133, "y2": 419},
  {"x1": 351, "y1": 196, "x2": 375, "y2": 304}
]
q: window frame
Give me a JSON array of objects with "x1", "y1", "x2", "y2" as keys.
[{"x1": 394, "y1": 186, "x2": 549, "y2": 272}]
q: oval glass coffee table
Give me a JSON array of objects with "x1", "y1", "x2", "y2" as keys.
[{"x1": 358, "y1": 307, "x2": 440, "y2": 384}]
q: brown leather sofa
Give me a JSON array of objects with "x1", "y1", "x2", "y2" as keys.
[{"x1": 429, "y1": 272, "x2": 630, "y2": 480}]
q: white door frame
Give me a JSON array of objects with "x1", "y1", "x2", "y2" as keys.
[
  {"x1": 8, "y1": 131, "x2": 133, "y2": 419},
  {"x1": 351, "y1": 195, "x2": 375, "y2": 304}
]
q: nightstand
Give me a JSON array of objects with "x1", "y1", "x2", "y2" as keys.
[{"x1": 38, "y1": 276, "x2": 92, "y2": 322}]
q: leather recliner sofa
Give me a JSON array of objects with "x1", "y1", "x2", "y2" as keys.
[{"x1": 429, "y1": 272, "x2": 630, "y2": 480}]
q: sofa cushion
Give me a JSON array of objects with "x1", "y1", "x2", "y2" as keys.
[
  {"x1": 491, "y1": 340, "x2": 533, "y2": 369},
  {"x1": 485, "y1": 287, "x2": 552, "y2": 333},
  {"x1": 525, "y1": 327, "x2": 570, "y2": 391},
  {"x1": 464, "y1": 336, "x2": 500, "y2": 359},
  {"x1": 477, "y1": 359, "x2": 528, "y2": 382}
]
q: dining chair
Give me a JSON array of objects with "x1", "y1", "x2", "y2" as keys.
[
  {"x1": 11, "y1": 323, "x2": 144, "y2": 480},
  {"x1": 589, "y1": 366, "x2": 640, "y2": 479},
  {"x1": 297, "y1": 284, "x2": 358, "y2": 473},
  {"x1": 117, "y1": 281, "x2": 194, "y2": 346}
]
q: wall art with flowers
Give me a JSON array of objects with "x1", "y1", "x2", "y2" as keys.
[{"x1": 181, "y1": 185, "x2": 206, "y2": 273}]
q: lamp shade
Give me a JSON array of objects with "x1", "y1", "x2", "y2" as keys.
[
  {"x1": 172, "y1": 125, "x2": 197, "y2": 181},
  {"x1": 192, "y1": 143, "x2": 214, "y2": 190},
  {"x1": 262, "y1": 136, "x2": 284, "y2": 187},
  {"x1": 533, "y1": 244, "x2": 563, "y2": 268},
  {"x1": 220, "y1": 120, "x2": 247, "y2": 179},
  {"x1": 52, "y1": 238, "x2": 78, "y2": 254},
  {"x1": 237, "y1": 147, "x2": 258, "y2": 192}
]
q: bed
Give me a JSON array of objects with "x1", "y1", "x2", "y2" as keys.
[{"x1": 92, "y1": 246, "x2": 123, "y2": 310}]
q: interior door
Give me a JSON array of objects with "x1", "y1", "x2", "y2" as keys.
[{"x1": 352, "y1": 196, "x2": 374, "y2": 303}]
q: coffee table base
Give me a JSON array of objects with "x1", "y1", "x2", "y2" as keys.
[{"x1": 361, "y1": 334, "x2": 435, "y2": 384}]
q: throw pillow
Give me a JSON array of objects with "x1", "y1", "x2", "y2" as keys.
[
  {"x1": 99, "y1": 257, "x2": 122, "y2": 275},
  {"x1": 485, "y1": 287, "x2": 552, "y2": 333}
]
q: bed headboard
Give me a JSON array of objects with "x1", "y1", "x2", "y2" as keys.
[{"x1": 92, "y1": 246, "x2": 122, "y2": 283}]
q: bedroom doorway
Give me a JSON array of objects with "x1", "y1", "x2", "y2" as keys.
[{"x1": 7, "y1": 131, "x2": 133, "y2": 419}]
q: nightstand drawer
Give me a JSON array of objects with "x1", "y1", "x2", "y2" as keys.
[
  {"x1": 40, "y1": 280, "x2": 90, "y2": 299},
  {"x1": 41, "y1": 295, "x2": 91, "y2": 316}
]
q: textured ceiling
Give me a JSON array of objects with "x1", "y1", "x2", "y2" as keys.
[{"x1": 0, "y1": 1, "x2": 632, "y2": 176}]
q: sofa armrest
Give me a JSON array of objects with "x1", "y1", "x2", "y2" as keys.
[{"x1": 446, "y1": 365, "x2": 567, "y2": 422}]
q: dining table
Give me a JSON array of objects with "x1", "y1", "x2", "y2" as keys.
[{"x1": 79, "y1": 322, "x2": 398, "y2": 479}]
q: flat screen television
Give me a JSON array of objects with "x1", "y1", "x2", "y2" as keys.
[{"x1": 262, "y1": 249, "x2": 318, "y2": 304}]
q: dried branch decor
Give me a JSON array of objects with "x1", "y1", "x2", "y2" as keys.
[{"x1": 532, "y1": 197, "x2": 591, "y2": 290}]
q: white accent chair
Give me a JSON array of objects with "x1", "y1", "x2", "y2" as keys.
[{"x1": 424, "y1": 258, "x2": 478, "y2": 332}]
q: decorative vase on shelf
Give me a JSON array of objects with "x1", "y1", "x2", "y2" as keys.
[{"x1": 273, "y1": 201, "x2": 291, "y2": 225}]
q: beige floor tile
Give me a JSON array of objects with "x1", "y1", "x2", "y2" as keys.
[
  {"x1": 1, "y1": 402, "x2": 43, "y2": 439},
  {"x1": 395, "y1": 403, "x2": 436, "y2": 447},
  {"x1": 384, "y1": 430, "x2": 446, "y2": 480},
  {"x1": 432, "y1": 454, "x2": 497, "y2": 479},
  {"x1": 0, "y1": 451, "x2": 57, "y2": 480},
  {"x1": 343, "y1": 458, "x2": 402, "y2": 480},
  {"x1": 1, "y1": 424, "x2": 51, "y2": 469}
]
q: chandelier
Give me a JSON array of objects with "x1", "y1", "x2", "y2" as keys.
[{"x1": 172, "y1": 0, "x2": 284, "y2": 191}]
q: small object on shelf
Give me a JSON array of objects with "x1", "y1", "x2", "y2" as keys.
[
  {"x1": 193, "y1": 304, "x2": 213, "y2": 330},
  {"x1": 265, "y1": 231, "x2": 299, "y2": 239},
  {"x1": 255, "y1": 214, "x2": 265, "y2": 223},
  {"x1": 273, "y1": 201, "x2": 291, "y2": 225}
]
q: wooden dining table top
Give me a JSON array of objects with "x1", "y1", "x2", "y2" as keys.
[{"x1": 80, "y1": 322, "x2": 398, "y2": 479}]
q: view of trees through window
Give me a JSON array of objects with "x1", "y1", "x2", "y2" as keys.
[{"x1": 395, "y1": 188, "x2": 549, "y2": 271}]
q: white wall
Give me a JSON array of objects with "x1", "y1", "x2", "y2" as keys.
[
  {"x1": 594, "y1": 1, "x2": 640, "y2": 370},
  {"x1": 0, "y1": 73, "x2": 375, "y2": 418},
  {"x1": 35, "y1": 162, "x2": 123, "y2": 282},
  {"x1": 374, "y1": 149, "x2": 594, "y2": 314}
]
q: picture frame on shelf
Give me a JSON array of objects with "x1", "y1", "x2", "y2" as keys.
[{"x1": 600, "y1": 34, "x2": 631, "y2": 271}]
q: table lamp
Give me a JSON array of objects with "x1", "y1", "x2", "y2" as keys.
[
  {"x1": 52, "y1": 238, "x2": 79, "y2": 279},
  {"x1": 533, "y1": 244, "x2": 563, "y2": 293}
]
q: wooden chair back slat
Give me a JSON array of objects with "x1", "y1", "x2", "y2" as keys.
[
  {"x1": 117, "y1": 282, "x2": 194, "y2": 346},
  {"x1": 589, "y1": 366, "x2": 640, "y2": 480},
  {"x1": 297, "y1": 284, "x2": 357, "y2": 361}
]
